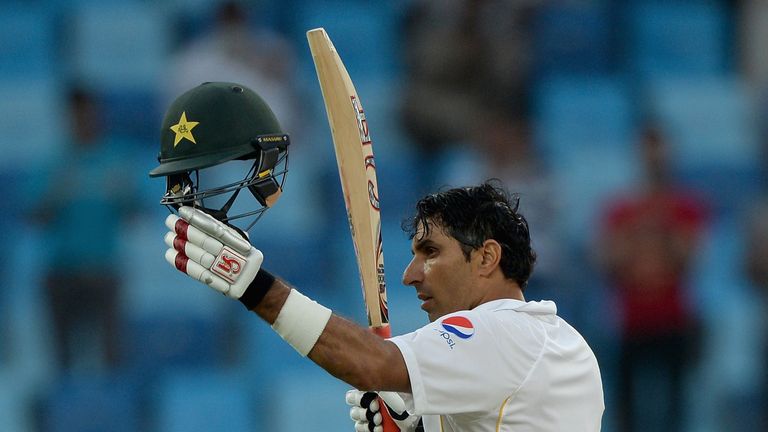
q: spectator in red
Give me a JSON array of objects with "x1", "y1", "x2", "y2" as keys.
[{"x1": 597, "y1": 125, "x2": 708, "y2": 432}]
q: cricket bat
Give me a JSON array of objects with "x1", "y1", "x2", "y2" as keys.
[
  {"x1": 307, "y1": 28, "x2": 391, "y2": 339},
  {"x1": 308, "y1": 28, "x2": 398, "y2": 431},
  {"x1": 307, "y1": 28, "x2": 400, "y2": 432}
]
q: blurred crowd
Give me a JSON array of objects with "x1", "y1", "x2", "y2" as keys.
[{"x1": 1, "y1": 0, "x2": 767, "y2": 431}]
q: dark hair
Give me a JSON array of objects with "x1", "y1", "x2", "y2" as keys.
[{"x1": 403, "y1": 180, "x2": 536, "y2": 289}]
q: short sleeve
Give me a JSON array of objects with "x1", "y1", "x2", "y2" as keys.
[{"x1": 389, "y1": 311, "x2": 541, "y2": 415}]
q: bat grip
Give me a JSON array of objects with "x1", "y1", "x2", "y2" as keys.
[
  {"x1": 379, "y1": 400, "x2": 399, "y2": 432},
  {"x1": 371, "y1": 325, "x2": 391, "y2": 339},
  {"x1": 369, "y1": 324, "x2": 397, "y2": 431}
]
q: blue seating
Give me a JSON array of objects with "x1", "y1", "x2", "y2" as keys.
[
  {"x1": 534, "y1": 76, "x2": 637, "y2": 168},
  {"x1": 625, "y1": 2, "x2": 728, "y2": 78},
  {"x1": 0, "y1": 6, "x2": 57, "y2": 80},
  {"x1": 318, "y1": 219, "x2": 376, "y2": 320},
  {"x1": 689, "y1": 217, "x2": 753, "y2": 317},
  {"x1": 533, "y1": 2, "x2": 612, "y2": 77},
  {"x1": 243, "y1": 152, "x2": 333, "y2": 292},
  {"x1": 102, "y1": 89, "x2": 162, "y2": 142},
  {"x1": 42, "y1": 373, "x2": 140, "y2": 432},
  {"x1": 155, "y1": 369, "x2": 257, "y2": 432},
  {"x1": 1, "y1": 222, "x2": 57, "y2": 382},
  {"x1": 553, "y1": 147, "x2": 641, "y2": 244},
  {"x1": 291, "y1": 1, "x2": 401, "y2": 82},
  {"x1": 121, "y1": 311, "x2": 225, "y2": 374},
  {"x1": 686, "y1": 217, "x2": 766, "y2": 431},
  {"x1": 0, "y1": 375, "x2": 32, "y2": 432},
  {"x1": 0, "y1": 79, "x2": 65, "y2": 170},
  {"x1": 267, "y1": 367, "x2": 353, "y2": 431},
  {"x1": 68, "y1": 3, "x2": 169, "y2": 90},
  {"x1": 648, "y1": 77, "x2": 759, "y2": 172},
  {"x1": 647, "y1": 77, "x2": 761, "y2": 210},
  {"x1": 237, "y1": 313, "x2": 317, "y2": 375},
  {"x1": 375, "y1": 144, "x2": 422, "y2": 225}
]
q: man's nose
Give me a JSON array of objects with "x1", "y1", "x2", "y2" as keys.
[{"x1": 402, "y1": 256, "x2": 422, "y2": 286}]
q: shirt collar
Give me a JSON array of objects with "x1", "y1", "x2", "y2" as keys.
[{"x1": 474, "y1": 298, "x2": 558, "y2": 315}]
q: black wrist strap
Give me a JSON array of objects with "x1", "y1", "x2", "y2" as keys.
[{"x1": 238, "y1": 269, "x2": 275, "y2": 310}]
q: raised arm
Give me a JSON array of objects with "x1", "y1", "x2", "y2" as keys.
[{"x1": 164, "y1": 206, "x2": 410, "y2": 393}]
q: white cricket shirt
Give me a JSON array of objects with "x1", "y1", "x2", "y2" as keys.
[{"x1": 389, "y1": 299, "x2": 604, "y2": 431}]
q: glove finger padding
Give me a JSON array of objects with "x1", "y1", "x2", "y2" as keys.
[
  {"x1": 164, "y1": 232, "x2": 217, "y2": 268},
  {"x1": 356, "y1": 423, "x2": 381, "y2": 432},
  {"x1": 346, "y1": 389, "x2": 364, "y2": 407},
  {"x1": 347, "y1": 390, "x2": 384, "y2": 432},
  {"x1": 349, "y1": 406, "x2": 368, "y2": 422},
  {"x1": 178, "y1": 206, "x2": 251, "y2": 254},
  {"x1": 165, "y1": 213, "x2": 226, "y2": 256},
  {"x1": 163, "y1": 207, "x2": 263, "y2": 299},
  {"x1": 164, "y1": 248, "x2": 230, "y2": 293},
  {"x1": 347, "y1": 390, "x2": 380, "y2": 411}
]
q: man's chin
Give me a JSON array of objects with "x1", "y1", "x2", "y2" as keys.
[
  {"x1": 426, "y1": 310, "x2": 441, "y2": 322},
  {"x1": 421, "y1": 300, "x2": 443, "y2": 322}
]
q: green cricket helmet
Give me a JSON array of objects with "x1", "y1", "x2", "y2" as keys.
[{"x1": 149, "y1": 82, "x2": 289, "y2": 230}]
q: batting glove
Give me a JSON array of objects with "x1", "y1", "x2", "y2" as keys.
[
  {"x1": 346, "y1": 389, "x2": 421, "y2": 432},
  {"x1": 164, "y1": 206, "x2": 264, "y2": 299}
]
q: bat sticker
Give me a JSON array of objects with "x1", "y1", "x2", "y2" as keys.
[
  {"x1": 351, "y1": 95, "x2": 372, "y2": 145},
  {"x1": 368, "y1": 181, "x2": 380, "y2": 211}
]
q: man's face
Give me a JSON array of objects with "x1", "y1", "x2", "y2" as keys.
[{"x1": 402, "y1": 222, "x2": 478, "y2": 322}]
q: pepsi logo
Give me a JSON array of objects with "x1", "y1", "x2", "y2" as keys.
[{"x1": 440, "y1": 316, "x2": 475, "y2": 339}]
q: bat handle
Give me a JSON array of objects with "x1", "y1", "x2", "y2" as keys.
[
  {"x1": 369, "y1": 325, "x2": 397, "y2": 431},
  {"x1": 379, "y1": 402, "x2": 399, "y2": 432},
  {"x1": 371, "y1": 324, "x2": 391, "y2": 339}
]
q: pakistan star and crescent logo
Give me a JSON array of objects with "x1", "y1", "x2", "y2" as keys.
[{"x1": 170, "y1": 111, "x2": 199, "y2": 147}]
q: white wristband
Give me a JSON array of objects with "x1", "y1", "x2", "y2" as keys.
[{"x1": 271, "y1": 289, "x2": 332, "y2": 356}]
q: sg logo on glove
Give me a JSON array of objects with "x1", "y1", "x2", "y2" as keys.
[
  {"x1": 163, "y1": 206, "x2": 264, "y2": 299},
  {"x1": 213, "y1": 247, "x2": 246, "y2": 283}
]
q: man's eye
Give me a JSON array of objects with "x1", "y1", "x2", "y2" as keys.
[{"x1": 425, "y1": 247, "x2": 438, "y2": 256}]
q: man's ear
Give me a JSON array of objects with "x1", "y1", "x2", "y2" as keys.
[{"x1": 477, "y1": 239, "x2": 502, "y2": 277}]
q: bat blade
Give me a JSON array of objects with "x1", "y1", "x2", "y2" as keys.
[{"x1": 307, "y1": 28, "x2": 390, "y2": 338}]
